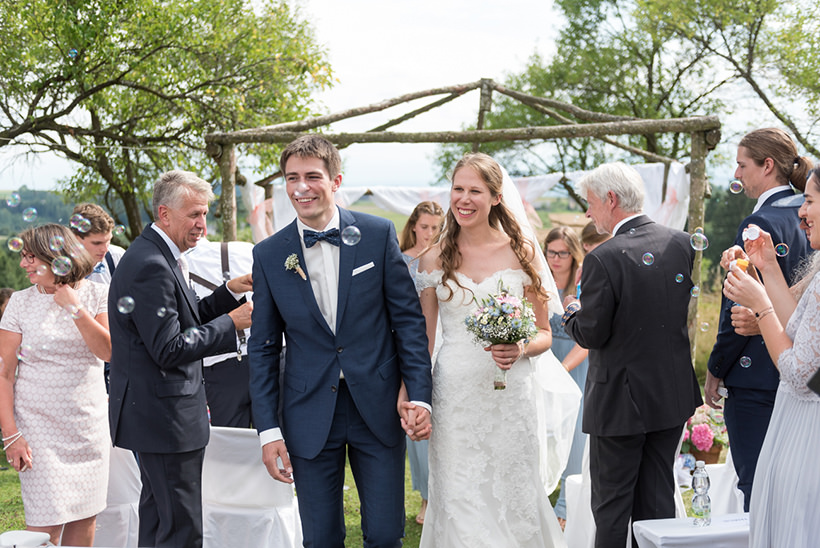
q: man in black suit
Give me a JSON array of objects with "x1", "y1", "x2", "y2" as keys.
[
  {"x1": 563, "y1": 162, "x2": 702, "y2": 548},
  {"x1": 108, "y1": 170, "x2": 253, "y2": 548}
]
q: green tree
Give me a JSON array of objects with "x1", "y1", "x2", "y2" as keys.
[
  {"x1": 435, "y1": 0, "x2": 728, "y2": 190},
  {"x1": 0, "y1": 0, "x2": 332, "y2": 239}
]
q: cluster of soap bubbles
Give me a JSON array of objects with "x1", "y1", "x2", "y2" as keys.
[
  {"x1": 69, "y1": 214, "x2": 92, "y2": 233},
  {"x1": 4, "y1": 192, "x2": 40, "y2": 223}
]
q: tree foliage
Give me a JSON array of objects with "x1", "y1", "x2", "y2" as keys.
[{"x1": 0, "y1": 0, "x2": 333, "y2": 238}]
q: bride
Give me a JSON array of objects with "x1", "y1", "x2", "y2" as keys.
[{"x1": 416, "y1": 153, "x2": 569, "y2": 547}]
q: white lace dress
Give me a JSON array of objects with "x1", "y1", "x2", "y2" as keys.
[
  {"x1": 749, "y1": 271, "x2": 820, "y2": 547},
  {"x1": 416, "y1": 268, "x2": 566, "y2": 548}
]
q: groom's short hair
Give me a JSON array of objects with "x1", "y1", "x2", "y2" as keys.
[{"x1": 280, "y1": 135, "x2": 342, "y2": 179}]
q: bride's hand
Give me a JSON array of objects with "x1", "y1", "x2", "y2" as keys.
[{"x1": 485, "y1": 342, "x2": 523, "y2": 370}]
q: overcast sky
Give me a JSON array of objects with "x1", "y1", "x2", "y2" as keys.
[{"x1": 0, "y1": 0, "x2": 560, "y2": 191}]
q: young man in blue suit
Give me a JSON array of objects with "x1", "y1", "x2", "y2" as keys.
[
  {"x1": 705, "y1": 128, "x2": 810, "y2": 510},
  {"x1": 248, "y1": 135, "x2": 433, "y2": 548}
]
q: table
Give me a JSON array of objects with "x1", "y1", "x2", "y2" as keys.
[{"x1": 632, "y1": 513, "x2": 749, "y2": 548}]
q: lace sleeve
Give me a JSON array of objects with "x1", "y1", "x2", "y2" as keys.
[
  {"x1": 414, "y1": 269, "x2": 442, "y2": 295},
  {"x1": 779, "y1": 272, "x2": 820, "y2": 399}
]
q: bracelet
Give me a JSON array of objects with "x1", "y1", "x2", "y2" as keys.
[
  {"x1": 3, "y1": 431, "x2": 22, "y2": 451},
  {"x1": 2, "y1": 431, "x2": 20, "y2": 442},
  {"x1": 755, "y1": 307, "x2": 774, "y2": 322}
]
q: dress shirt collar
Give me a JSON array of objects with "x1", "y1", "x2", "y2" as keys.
[
  {"x1": 295, "y1": 207, "x2": 341, "y2": 244},
  {"x1": 150, "y1": 223, "x2": 185, "y2": 260},
  {"x1": 753, "y1": 185, "x2": 792, "y2": 213},
  {"x1": 613, "y1": 213, "x2": 643, "y2": 236}
]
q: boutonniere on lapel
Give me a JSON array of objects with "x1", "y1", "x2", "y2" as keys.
[{"x1": 285, "y1": 253, "x2": 306, "y2": 280}]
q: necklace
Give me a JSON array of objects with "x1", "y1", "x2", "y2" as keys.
[{"x1": 36, "y1": 284, "x2": 48, "y2": 294}]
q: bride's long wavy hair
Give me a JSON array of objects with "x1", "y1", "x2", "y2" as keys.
[{"x1": 438, "y1": 153, "x2": 547, "y2": 303}]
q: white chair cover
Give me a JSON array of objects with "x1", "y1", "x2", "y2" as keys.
[
  {"x1": 94, "y1": 445, "x2": 140, "y2": 547},
  {"x1": 704, "y1": 449, "x2": 745, "y2": 516},
  {"x1": 0, "y1": 530, "x2": 52, "y2": 546},
  {"x1": 202, "y1": 426, "x2": 302, "y2": 548}
]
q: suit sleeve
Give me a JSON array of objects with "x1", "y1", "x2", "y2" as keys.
[
  {"x1": 248, "y1": 244, "x2": 285, "y2": 433},
  {"x1": 564, "y1": 252, "x2": 616, "y2": 349},
  {"x1": 381, "y1": 223, "x2": 433, "y2": 406}
]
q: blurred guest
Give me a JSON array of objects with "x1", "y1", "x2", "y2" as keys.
[
  {"x1": 187, "y1": 237, "x2": 255, "y2": 428},
  {"x1": 705, "y1": 128, "x2": 811, "y2": 510},
  {"x1": 399, "y1": 200, "x2": 443, "y2": 525},
  {"x1": 722, "y1": 165, "x2": 820, "y2": 547},
  {"x1": 544, "y1": 226, "x2": 589, "y2": 527},
  {"x1": 0, "y1": 224, "x2": 110, "y2": 546},
  {"x1": 0, "y1": 287, "x2": 13, "y2": 320},
  {"x1": 70, "y1": 203, "x2": 125, "y2": 285}
]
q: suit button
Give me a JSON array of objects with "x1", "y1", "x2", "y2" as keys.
[
  {"x1": 331, "y1": 385, "x2": 337, "y2": 392},
  {"x1": 336, "y1": 346, "x2": 343, "y2": 353}
]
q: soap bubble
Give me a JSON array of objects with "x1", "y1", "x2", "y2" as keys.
[
  {"x1": 16, "y1": 344, "x2": 32, "y2": 361},
  {"x1": 628, "y1": 228, "x2": 636, "y2": 235},
  {"x1": 739, "y1": 356, "x2": 752, "y2": 368},
  {"x1": 68, "y1": 48, "x2": 78, "y2": 59},
  {"x1": 675, "y1": 273, "x2": 684, "y2": 283},
  {"x1": 694, "y1": 227, "x2": 704, "y2": 234},
  {"x1": 69, "y1": 214, "x2": 84, "y2": 229},
  {"x1": 5, "y1": 192, "x2": 21, "y2": 207},
  {"x1": 76, "y1": 218, "x2": 91, "y2": 233},
  {"x1": 113, "y1": 225, "x2": 126, "y2": 237},
  {"x1": 7, "y1": 237, "x2": 23, "y2": 252},
  {"x1": 341, "y1": 226, "x2": 361, "y2": 246},
  {"x1": 690, "y1": 232, "x2": 709, "y2": 251},
  {"x1": 183, "y1": 327, "x2": 200, "y2": 344},
  {"x1": 292, "y1": 182, "x2": 309, "y2": 197},
  {"x1": 729, "y1": 180, "x2": 743, "y2": 194},
  {"x1": 690, "y1": 285, "x2": 701, "y2": 297},
  {"x1": 36, "y1": 265, "x2": 48, "y2": 276},
  {"x1": 22, "y1": 207, "x2": 38, "y2": 222},
  {"x1": 700, "y1": 322, "x2": 710, "y2": 332},
  {"x1": 642, "y1": 252, "x2": 655, "y2": 266},
  {"x1": 51, "y1": 256, "x2": 72, "y2": 276},
  {"x1": 67, "y1": 304, "x2": 83, "y2": 320},
  {"x1": 156, "y1": 307, "x2": 167, "y2": 318},
  {"x1": 49, "y1": 235, "x2": 65, "y2": 252},
  {"x1": 775, "y1": 243, "x2": 789, "y2": 257},
  {"x1": 117, "y1": 296, "x2": 135, "y2": 314}
]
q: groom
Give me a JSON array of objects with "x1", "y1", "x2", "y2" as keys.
[{"x1": 248, "y1": 135, "x2": 433, "y2": 547}]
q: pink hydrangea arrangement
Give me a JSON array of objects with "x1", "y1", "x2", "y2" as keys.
[{"x1": 681, "y1": 404, "x2": 729, "y2": 453}]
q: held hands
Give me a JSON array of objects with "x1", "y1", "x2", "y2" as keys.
[
  {"x1": 228, "y1": 301, "x2": 253, "y2": 330},
  {"x1": 399, "y1": 401, "x2": 431, "y2": 441},
  {"x1": 227, "y1": 273, "x2": 253, "y2": 294},
  {"x1": 261, "y1": 440, "x2": 293, "y2": 484}
]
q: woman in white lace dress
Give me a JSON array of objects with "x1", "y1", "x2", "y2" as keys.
[
  {"x1": 0, "y1": 224, "x2": 111, "y2": 547},
  {"x1": 723, "y1": 166, "x2": 820, "y2": 547},
  {"x1": 416, "y1": 153, "x2": 566, "y2": 547}
]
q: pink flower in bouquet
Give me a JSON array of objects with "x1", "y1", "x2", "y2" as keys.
[
  {"x1": 690, "y1": 423, "x2": 714, "y2": 452},
  {"x1": 683, "y1": 429, "x2": 690, "y2": 443}
]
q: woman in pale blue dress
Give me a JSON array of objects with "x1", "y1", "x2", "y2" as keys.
[{"x1": 399, "y1": 201, "x2": 444, "y2": 525}]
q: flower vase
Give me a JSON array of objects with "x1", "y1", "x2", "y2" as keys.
[
  {"x1": 494, "y1": 368, "x2": 507, "y2": 390},
  {"x1": 690, "y1": 444, "x2": 722, "y2": 464}
]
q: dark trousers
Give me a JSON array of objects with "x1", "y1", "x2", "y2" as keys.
[
  {"x1": 289, "y1": 380, "x2": 405, "y2": 548},
  {"x1": 590, "y1": 425, "x2": 682, "y2": 548},
  {"x1": 137, "y1": 449, "x2": 205, "y2": 548},
  {"x1": 723, "y1": 386, "x2": 777, "y2": 511},
  {"x1": 204, "y1": 356, "x2": 253, "y2": 428}
]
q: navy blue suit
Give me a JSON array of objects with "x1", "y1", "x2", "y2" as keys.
[
  {"x1": 108, "y1": 226, "x2": 243, "y2": 548},
  {"x1": 707, "y1": 188, "x2": 808, "y2": 510},
  {"x1": 249, "y1": 207, "x2": 432, "y2": 547}
]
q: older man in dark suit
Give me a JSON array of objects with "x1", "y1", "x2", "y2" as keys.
[
  {"x1": 108, "y1": 170, "x2": 253, "y2": 548},
  {"x1": 563, "y1": 162, "x2": 702, "y2": 548}
]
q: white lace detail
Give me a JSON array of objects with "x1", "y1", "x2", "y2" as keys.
[
  {"x1": 778, "y1": 271, "x2": 820, "y2": 401},
  {"x1": 419, "y1": 268, "x2": 565, "y2": 548}
]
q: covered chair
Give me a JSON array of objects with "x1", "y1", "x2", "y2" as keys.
[
  {"x1": 202, "y1": 426, "x2": 302, "y2": 548},
  {"x1": 94, "y1": 445, "x2": 140, "y2": 547}
]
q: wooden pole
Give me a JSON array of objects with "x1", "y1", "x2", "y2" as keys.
[
  {"x1": 473, "y1": 78, "x2": 493, "y2": 152},
  {"x1": 687, "y1": 130, "x2": 708, "y2": 362},
  {"x1": 218, "y1": 143, "x2": 237, "y2": 241}
]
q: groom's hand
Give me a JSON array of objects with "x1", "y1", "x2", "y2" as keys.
[
  {"x1": 262, "y1": 440, "x2": 294, "y2": 484},
  {"x1": 400, "y1": 401, "x2": 431, "y2": 441}
]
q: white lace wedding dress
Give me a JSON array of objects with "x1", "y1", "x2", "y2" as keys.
[
  {"x1": 416, "y1": 268, "x2": 567, "y2": 548},
  {"x1": 749, "y1": 271, "x2": 820, "y2": 547}
]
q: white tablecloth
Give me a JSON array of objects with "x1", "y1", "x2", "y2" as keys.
[{"x1": 633, "y1": 513, "x2": 749, "y2": 548}]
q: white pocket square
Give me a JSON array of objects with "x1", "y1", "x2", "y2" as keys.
[{"x1": 352, "y1": 262, "x2": 375, "y2": 276}]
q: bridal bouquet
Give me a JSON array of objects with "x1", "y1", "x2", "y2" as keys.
[{"x1": 464, "y1": 282, "x2": 538, "y2": 390}]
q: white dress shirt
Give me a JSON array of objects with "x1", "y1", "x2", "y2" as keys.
[{"x1": 754, "y1": 185, "x2": 792, "y2": 213}]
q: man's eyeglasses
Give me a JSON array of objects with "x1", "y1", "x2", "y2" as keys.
[
  {"x1": 546, "y1": 250, "x2": 571, "y2": 259},
  {"x1": 20, "y1": 252, "x2": 36, "y2": 264}
]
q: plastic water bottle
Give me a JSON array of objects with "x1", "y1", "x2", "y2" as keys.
[{"x1": 691, "y1": 460, "x2": 711, "y2": 526}]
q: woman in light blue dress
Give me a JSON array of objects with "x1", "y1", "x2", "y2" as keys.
[{"x1": 399, "y1": 201, "x2": 444, "y2": 525}]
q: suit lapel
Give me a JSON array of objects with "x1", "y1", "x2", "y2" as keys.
[
  {"x1": 335, "y1": 209, "x2": 358, "y2": 332},
  {"x1": 282, "y1": 222, "x2": 334, "y2": 336},
  {"x1": 142, "y1": 226, "x2": 200, "y2": 321}
]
